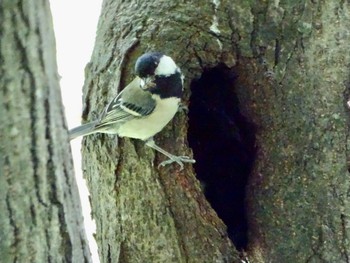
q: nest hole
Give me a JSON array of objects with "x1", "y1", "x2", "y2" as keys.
[{"x1": 188, "y1": 64, "x2": 256, "y2": 250}]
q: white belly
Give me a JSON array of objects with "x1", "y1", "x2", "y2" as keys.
[{"x1": 117, "y1": 97, "x2": 180, "y2": 140}]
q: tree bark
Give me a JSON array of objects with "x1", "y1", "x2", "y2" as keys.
[
  {"x1": 82, "y1": 0, "x2": 350, "y2": 262},
  {"x1": 81, "y1": 0, "x2": 238, "y2": 262},
  {"x1": 241, "y1": 1, "x2": 350, "y2": 262},
  {"x1": 0, "y1": 1, "x2": 91, "y2": 262}
]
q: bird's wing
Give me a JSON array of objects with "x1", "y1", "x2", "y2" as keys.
[{"x1": 95, "y1": 77, "x2": 156, "y2": 129}]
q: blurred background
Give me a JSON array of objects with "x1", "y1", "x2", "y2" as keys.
[{"x1": 50, "y1": 1, "x2": 102, "y2": 262}]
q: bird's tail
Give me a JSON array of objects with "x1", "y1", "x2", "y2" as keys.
[{"x1": 69, "y1": 121, "x2": 98, "y2": 140}]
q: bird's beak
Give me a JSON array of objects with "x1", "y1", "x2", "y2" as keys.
[
  {"x1": 139, "y1": 78, "x2": 146, "y2": 89},
  {"x1": 140, "y1": 76, "x2": 156, "y2": 90}
]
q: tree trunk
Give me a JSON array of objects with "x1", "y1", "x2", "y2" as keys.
[
  {"x1": 242, "y1": 1, "x2": 350, "y2": 262},
  {"x1": 82, "y1": 0, "x2": 350, "y2": 262},
  {"x1": 0, "y1": 1, "x2": 91, "y2": 262},
  {"x1": 81, "y1": 0, "x2": 238, "y2": 262}
]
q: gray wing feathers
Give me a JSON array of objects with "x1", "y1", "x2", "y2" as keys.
[
  {"x1": 68, "y1": 77, "x2": 156, "y2": 140},
  {"x1": 98, "y1": 76, "x2": 155, "y2": 124},
  {"x1": 69, "y1": 120, "x2": 99, "y2": 140},
  {"x1": 119, "y1": 77, "x2": 156, "y2": 115}
]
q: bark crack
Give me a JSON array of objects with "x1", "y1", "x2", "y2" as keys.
[
  {"x1": 343, "y1": 84, "x2": 350, "y2": 173},
  {"x1": 17, "y1": 1, "x2": 29, "y2": 26},
  {"x1": 274, "y1": 38, "x2": 281, "y2": 67},
  {"x1": 45, "y1": 228, "x2": 52, "y2": 263},
  {"x1": 107, "y1": 243, "x2": 112, "y2": 263},
  {"x1": 193, "y1": 49, "x2": 204, "y2": 69},
  {"x1": 114, "y1": 139, "x2": 124, "y2": 192},
  {"x1": 340, "y1": 213, "x2": 350, "y2": 262},
  {"x1": 249, "y1": 3, "x2": 268, "y2": 59},
  {"x1": 278, "y1": 39, "x2": 299, "y2": 84},
  {"x1": 12, "y1": 18, "x2": 49, "y2": 207},
  {"x1": 30, "y1": 200, "x2": 37, "y2": 226},
  {"x1": 45, "y1": 97, "x2": 73, "y2": 262},
  {"x1": 6, "y1": 193, "x2": 19, "y2": 248}
]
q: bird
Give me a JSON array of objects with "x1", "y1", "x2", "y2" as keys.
[{"x1": 69, "y1": 52, "x2": 195, "y2": 170}]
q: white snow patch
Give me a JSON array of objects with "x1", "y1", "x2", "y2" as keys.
[
  {"x1": 216, "y1": 38, "x2": 223, "y2": 49},
  {"x1": 212, "y1": 0, "x2": 220, "y2": 9},
  {"x1": 210, "y1": 0, "x2": 221, "y2": 35},
  {"x1": 210, "y1": 15, "x2": 221, "y2": 34}
]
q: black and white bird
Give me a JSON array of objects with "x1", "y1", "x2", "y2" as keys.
[{"x1": 69, "y1": 52, "x2": 195, "y2": 169}]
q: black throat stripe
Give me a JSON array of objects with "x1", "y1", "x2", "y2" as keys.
[{"x1": 149, "y1": 71, "x2": 183, "y2": 99}]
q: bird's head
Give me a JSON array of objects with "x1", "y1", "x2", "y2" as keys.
[{"x1": 135, "y1": 52, "x2": 180, "y2": 89}]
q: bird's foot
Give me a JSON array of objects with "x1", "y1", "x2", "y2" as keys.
[
  {"x1": 177, "y1": 103, "x2": 189, "y2": 113},
  {"x1": 158, "y1": 155, "x2": 196, "y2": 170}
]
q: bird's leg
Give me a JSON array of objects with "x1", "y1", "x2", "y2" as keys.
[{"x1": 145, "y1": 138, "x2": 195, "y2": 170}]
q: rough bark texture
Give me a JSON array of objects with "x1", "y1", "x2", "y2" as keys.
[
  {"x1": 81, "y1": 0, "x2": 350, "y2": 262},
  {"x1": 0, "y1": 1, "x2": 91, "y2": 262},
  {"x1": 81, "y1": 0, "x2": 238, "y2": 262},
  {"x1": 235, "y1": 1, "x2": 350, "y2": 262}
]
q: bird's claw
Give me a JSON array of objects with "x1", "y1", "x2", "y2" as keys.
[
  {"x1": 177, "y1": 103, "x2": 189, "y2": 113},
  {"x1": 158, "y1": 156, "x2": 196, "y2": 170}
]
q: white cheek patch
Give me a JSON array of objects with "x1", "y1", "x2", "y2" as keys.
[{"x1": 155, "y1": 55, "x2": 178, "y2": 77}]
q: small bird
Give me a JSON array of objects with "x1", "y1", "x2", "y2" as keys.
[{"x1": 69, "y1": 52, "x2": 195, "y2": 170}]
